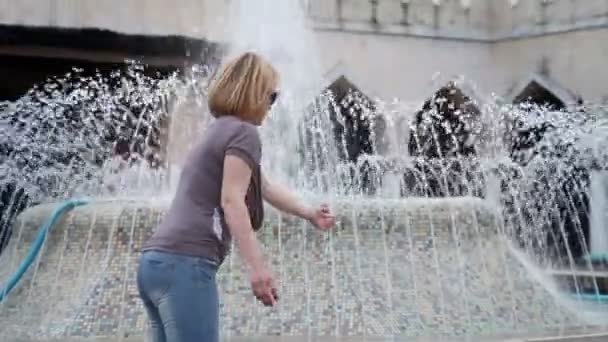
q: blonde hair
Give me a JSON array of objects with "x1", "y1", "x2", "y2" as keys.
[{"x1": 208, "y1": 52, "x2": 279, "y2": 125}]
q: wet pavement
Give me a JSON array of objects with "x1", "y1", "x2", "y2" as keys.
[{"x1": 12, "y1": 332, "x2": 608, "y2": 342}]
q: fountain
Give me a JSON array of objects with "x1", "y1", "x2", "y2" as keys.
[
  {"x1": 590, "y1": 172, "x2": 608, "y2": 256},
  {"x1": 1, "y1": 0, "x2": 608, "y2": 341},
  {"x1": 548, "y1": 170, "x2": 608, "y2": 307}
]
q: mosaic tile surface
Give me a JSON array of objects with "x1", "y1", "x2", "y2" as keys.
[{"x1": 0, "y1": 198, "x2": 603, "y2": 340}]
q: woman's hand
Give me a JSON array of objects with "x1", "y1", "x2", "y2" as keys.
[
  {"x1": 306, "y1": 204, "x2": 336, "y2": 231},
  {"x1": 222, "y1": 155, "x2": 277, "y2": 306},
  {"x1": 260, "y1": 174, "x2": 336, "y2": 231},
  {"x1": 250, "y1": 266, "x2": 278, "y2": 307}
]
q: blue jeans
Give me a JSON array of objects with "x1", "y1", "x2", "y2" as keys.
[{"x1": 137, "y1": 250, "x2": 219, "y2": 342}]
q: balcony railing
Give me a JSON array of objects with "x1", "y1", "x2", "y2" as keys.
[{"x1": 0, "y1": 0, "x2": 605, "y2": 41}]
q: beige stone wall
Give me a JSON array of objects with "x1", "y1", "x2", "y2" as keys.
[
  {"x1": 491, "y1": 0, "x2": 608, "y2": 37},
  {"x1": 309, "y1": 0, "x2": 492, "y2": 40},
  {"x1": 314, "y1": 30, "x2": 493, "y2": 104},
  {"x1": 316, "y1": 27, "x2": 608, "y2": 105},
  {"x1": 309, "y1": 0, "x2": 608, "y2": 104},
  {"x1": 0, "y1": 0, "x2": 225, "y2": 39},
  {"x1": 1, "y1": 0, "x2": 606, "y2": 103},
  {"x1": 491, "y1": 28, "x2": 608, "y2": 104},
  {"x1": 2, "y1": 0, "x2": 605, "y2": 41}
]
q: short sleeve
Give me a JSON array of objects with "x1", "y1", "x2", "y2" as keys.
[{"x1": 225, "y1": 122, "x2": 262, "y2": 170}]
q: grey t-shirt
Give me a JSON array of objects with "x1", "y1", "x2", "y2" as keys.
[{"x1": 143, "y1": 115, "x2": 264, "y2": 264}]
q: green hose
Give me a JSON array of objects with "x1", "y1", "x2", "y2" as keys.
[
  {"x1": 583, "y1": 253, "x2": 608, "y2": 263},
  {"x1": 0, "y1": 200, "x2": 88, "y2": 303}
]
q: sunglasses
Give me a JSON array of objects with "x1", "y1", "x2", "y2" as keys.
[{"x1": 269, "y1": 91, "x2": 279, "y2": 107}]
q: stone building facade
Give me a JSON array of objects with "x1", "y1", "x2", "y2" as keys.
[
  {"x1": 1, "y1": 0, "x2": 607, "y2": 169},
  {"x1": 1, "y1": 0, "x2": 607, "y2": 105}
]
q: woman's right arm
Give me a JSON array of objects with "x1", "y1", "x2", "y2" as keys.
[{"x1": 221, "y1": 154, "x2": 276, "y2": 306}]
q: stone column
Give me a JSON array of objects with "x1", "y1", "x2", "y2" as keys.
[
  {"x1": 539, "y1": 0, "x2": 550, "y2": 26},
  {"x1": 400, "y1": 0, "x2": 410, "y2": 26},
  {"x1": 433, "y1": 0, "x2": 441, "y2": 29},
  {"x1": 48, "y1": 0, "x2": 58, "y2": 26},
  {"x1": 462, "y1": 0, "x2": 472, "y2": 27},
  {"x1": 370, "y1": 0, "x2": 379, "y2": 24}
]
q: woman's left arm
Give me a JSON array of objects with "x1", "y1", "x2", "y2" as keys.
[
  {"x1": 262, "y1": 175, "x2": 335, "y2": 230},
  {"x1": 262, "y1": 175, "x2": 313, "y2": 220}
]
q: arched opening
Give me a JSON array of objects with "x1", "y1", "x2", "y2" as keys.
[
  {"x1": 408, "y1": 82, "x2": 480, "y2": 158},
  {"x1": 404, "y1": 82, "x2": 483, "y2": 197},
  {"x1": 301, "y1": 75, "x2": 384, "y2": 194},
  {"x1": 507, "y1": 76, "x2": 579, "y2": 162},
  {"x1": 507, "y1": 77, "x2": 591, "y2": 265},
  {"x1": 513, "y1": 80, "x2": 565, "y2": 110},
  {"x1": 326, "y1": 76, "x2": 385, "y2": 194},
  {"x1": 326, "y1": 76, "x2": 378, "y2": 162},
  {"x1": 0, "y1": 25, "x2": 222, "y2": 255},
  {"x1": 0, "y1": 65, "x2": 174, "y2": 251}
]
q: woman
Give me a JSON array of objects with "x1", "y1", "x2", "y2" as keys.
[{"x1": 137, "y1": 52, "x2": 336, "y2": 342}]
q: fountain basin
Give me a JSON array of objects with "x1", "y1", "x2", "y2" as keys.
[
  {"x1": 7, "y1": 332, "x2": 608, "y2": 342},
  {"x1": 0, "y1": 197, "x2": 606, "y2": 341},
  {"x1": 550, "y1": 269, "x2": 608, "y2": 298},
  {"x1": 549, "y1": 253, "x2": 608, "y2": 301}
]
